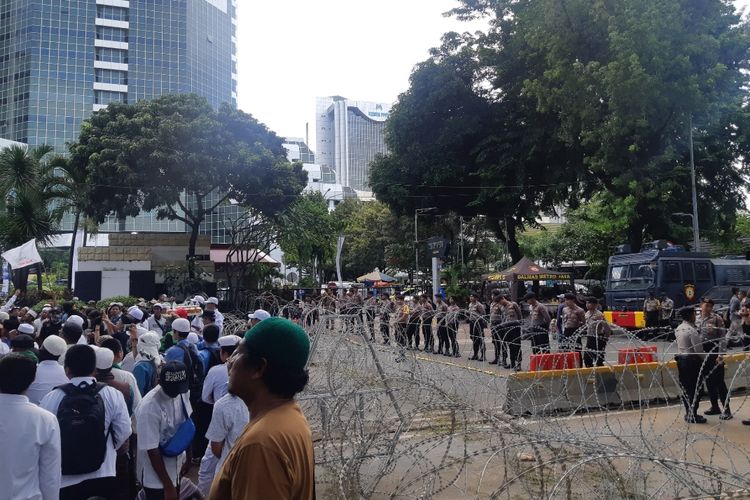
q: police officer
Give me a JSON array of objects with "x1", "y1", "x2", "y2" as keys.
[
  {"x1": 643, "y1": 292, "x2": 661, "y2": 328},
  {"x1": 434, "y1": 294, "x2": 449, "y2": 356},
  {"x1": 675, "y1": 306, "x2": 707, "y2": 423},
  {"x1": 583, "y1": 297, "x2": 611, "y2": 367},
  {"x1": 488, "y1": 290, "x2": 506, "y2": 366},
  {"x1": 467, "y1": 293, "x2": 486, "y2": 362},
  {"x1": 697, "y1": 297, "x2": 732, "y2": 420},
  {"x1": 499, "y1": 294, "x2": 523, "y2": 371},
  {"x1": 379, "y1": 292, "x2": 394, "y2": 345},
  {"x1": 523, "y1": 292, "x2": 551, "y2": 354}
]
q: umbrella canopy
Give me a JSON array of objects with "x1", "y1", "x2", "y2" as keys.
[
  {"x1": 357, "y1": 269, "x2": 397, "y2": 283},
  {"x1": 483, "y1": 257, "x2": 572, "y2": 282}
]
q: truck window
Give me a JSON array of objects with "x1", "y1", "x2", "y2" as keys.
[
  {"x1": 609, "y1": 265, "x2": 628, "y2": 289},
  {"x1": 695, "y1": 262, "x2": 711, "y2": 282},
  {"x1": 663, "y1": 261, "x2": 680, "y2": 282},
  {"x1": 682, "y1": 262, "x2": 694, "y2": 282}
]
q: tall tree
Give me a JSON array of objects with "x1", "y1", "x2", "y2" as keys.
[
  {"x1": 0, "y1": 145, "x2": 59, "y2": 290},
  {"x1": 70, "y1": 94, "x2": 307, "y2": 275},
  {"x1": 453, "y1": 0, "x2": 750, "y2": 251},
  {"x1": 278, "y1": 192, "x2": 337, "y2": 284},
  {"x1": 46, "y1": 155, "x2": 91, "y2": 288},
  {"x1": 370, "y1": 34, "x2": 580, "y2": 261}
]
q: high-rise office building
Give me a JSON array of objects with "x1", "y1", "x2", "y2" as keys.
[
  {"x1": 316, "y1": 96, "x2": 391, "y2": 192},
  {"x1": 1, "y1": 0, "x2": 237, "y2": 149},
  {"x1": 0, "y1": 0, "x2": 238, "y2": 240}
]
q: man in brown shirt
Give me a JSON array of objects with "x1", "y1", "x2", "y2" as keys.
[{"x1": 209, "y1": 318, "x2": 313, "y2": 500}]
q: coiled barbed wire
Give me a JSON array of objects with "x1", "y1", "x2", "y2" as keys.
[{"x1": 225, "y1": 295, "x2": 750, "y2": 499}]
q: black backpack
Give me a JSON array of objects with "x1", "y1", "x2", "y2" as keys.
[
  {"x1": 57, "y1": 382, "x2": 110, "y2": 475},
  {"x1": 178, "y1": 343, "x2": 205, "y2": 396},
  {"x1": 202, "y1": 346, "x2": 222, "y2": 372}
]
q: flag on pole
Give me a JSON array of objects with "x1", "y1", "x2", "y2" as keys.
[{"x1": 2, "y1": 239, "x2": 43, "y2": 269}]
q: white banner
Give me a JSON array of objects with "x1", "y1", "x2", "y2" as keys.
[
  {"x1": 2, "y1": 239, "x2": 43, "y2": 269},
  {"x1": 1, "y1": 261, "x2": 8, "y2": 295}
]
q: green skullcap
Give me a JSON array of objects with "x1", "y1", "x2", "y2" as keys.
[{"x1": 243, "y1": 317, "x2": 310, "y2": 371}]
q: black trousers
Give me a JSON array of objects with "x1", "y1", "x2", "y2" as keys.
[
  {"x1": 490, "y1": 323, "x2": 506, "y2": 362},
  {"x1": 395, "y1": 323, "x2": 407, "y2": 346},
  {"x1": 407, "y1": 321, "x2": 419, "y2": 348},
  {"x1": 502, "y1": 324, "x2": 522, "y2": 368},
  {"x1": 704, "y1": 350, "x2": 729, "y2": 409},
  {"x1": 530, "y1": 327, "x2": 550, "y2": 354},
  {"x1": 192, "y1": 400, "x2": 213, "y2": 459},
  {"x1": 422, "y1": 320, "x2": 434, "y2": 351},
  {"x1": 436, "y1": 324, "x2": 448, "y2": 353},
  {"x1": 380, "y1": 315, "x2": 390, "y2": 341},
  {"x1": 676, "y1": 354, "x2": 703, "y2": 418},
  {"x1": 60, "y1": 477, "x2": 117, "y2": 500},
  {"x1": 743, "y1": 324, "x2": 750, "y2": 351},
  {"x1": 447, "y1": 322, "x2": 459, "y2": 356},
  {"x1": 645, "y1": 310, "x2": 659, "y2": 328},
  {"x1": 561, "y1": 327, "x2": 582, "y2": 353},
  {"x1": 365, "y1": 310, "x2": 375, "y2": 338},
  {"x1": 583, "y1": 336, "x2": 607, "y2": 367},
  {"x1": 470, "y1": 320, "x2": 485, "y2": 359}
]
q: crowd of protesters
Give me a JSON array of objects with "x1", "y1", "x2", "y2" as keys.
[{"x1": 0, "y1": 293, "x2": 314, "y2": 500}]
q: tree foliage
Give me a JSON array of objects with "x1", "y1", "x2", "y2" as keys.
[
  {"x1": 374, "y1": 0, "x2": 750, "y2": 260},
  {"x1": 70, "y1": 94, "x2": 307, "y2": 271},
  {"x1": 278, "y1": 192, "x2": 337, "y2": 283},
  {"x1": 455, "y1": 0, "x2": 750, "y2": 251}
]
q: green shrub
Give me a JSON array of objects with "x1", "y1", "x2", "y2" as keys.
[{"x1": 31, "y1": 299, "x2": 87, "y2": 313}]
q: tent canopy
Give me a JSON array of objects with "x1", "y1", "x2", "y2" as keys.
[
  {"x1": 357, "y1": 269, "x2": 397, "y2": 283},
  {"x1": 483, "y1": 256, "x2": 572, "y2": 282}
]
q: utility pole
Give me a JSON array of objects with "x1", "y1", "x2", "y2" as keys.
[{"x1": 689, "y1": 116, "x2": 700, "y2": 252}]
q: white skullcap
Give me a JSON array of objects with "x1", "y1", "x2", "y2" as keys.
[
  {"x1": 187, "y1": 332, "x2": 200, "y2": 345},
  {"x1": 17, "y1": 323, "x2": 35, "y2": 335},
  {"x1": 66, "y1": 315, "x2": 85, "y2": 328},
  {"x1": 94, "y1": 346, "x2": 114, "y2": 370},
  {"x1": 218, "y1": 335, "x2": 240, "y2": 347},
  {"x1": 172, "y1": 318, "x2": 191, "y2": 333},
  {"x1": 42, "y1": 335, "x2": 67, "y2": 357}
]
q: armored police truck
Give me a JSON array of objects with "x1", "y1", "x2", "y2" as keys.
[{"x1": 604, "y1": 241, "x2": 750, "y2": 329}]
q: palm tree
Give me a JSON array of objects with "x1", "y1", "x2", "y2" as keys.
[
  {"x1": 46, "y1": 155, "x2": 91, "y2": 288},
  {"x1": 0, "y1": 145, "x2": 60, "y2": 291}
]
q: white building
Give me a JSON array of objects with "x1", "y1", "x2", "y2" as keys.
[{"x1": 315, "y1": 96, "x2": 392, "y2": 192}]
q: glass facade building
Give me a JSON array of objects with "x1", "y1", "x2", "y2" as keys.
[
  {"x1": 0, "y1": 0, "x2": 238, "y2": 242},
  {"x1": 316, "y1": 96, "x2": 391, "y2": 192}
]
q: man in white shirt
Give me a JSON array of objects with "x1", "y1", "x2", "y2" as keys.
[
  {"x1": 98, "y1": 336, "x2": 143, "y2": 413},
  {"x1": 41, "y1": 344, "x2": 132, "y2": 500},
  {"x1": 0, "y1": 353, "x2": 61, "y2": 500},
  {"x1": 197, "y1": 392, "x2": 250, "y2": 495},
  {"x1": 27, "y1": 335, "x2": 69, "y2": 405},
  {"x1": 201, "y1": 335, "x2": 240, "y2": 405},
  {"x1": 135, "y1": 361, "x2": 193, "y2": 499}
]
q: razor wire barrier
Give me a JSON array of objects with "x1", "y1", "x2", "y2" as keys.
[{"x1": 224, "y1": 298, "x2": 750, "y2": 498}]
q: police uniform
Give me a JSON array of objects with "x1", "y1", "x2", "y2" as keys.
[
  {"x1": 643, "y1": 296, "x2": 661, "y2": 328},
  {"x1": 434, "y1": 298, "x2": 449, "y2": 355},
  {"x1": 489, "y1": 298, "x2": 505, "y2": 365},
  {"x1": 527, "y1": 300, "x2": 551, "y2": 354},
  {"x1": 583, "y1": 309, "x2": 610, "y2": 367},
  {"x1": 420, "y1": 299, "x2": 435, "y2": 353},
  {"x1": 675, "y1": 317, "x2": 706, "y2": 422},
  {"x1": 500, "y1": 299, "x2": 523, "y2": 370},
  {"x1": 697, "y1": 310, "x2": 730, "y2": 417},
  {"x1": 468, "y1": 300, "x2": 486, "y2": 361}
]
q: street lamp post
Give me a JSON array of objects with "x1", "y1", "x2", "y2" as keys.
[
  {"x1": 414, "y1": 207, "x2": 437, "y2": 290},
  {"x1": 672, "y1": 212, "x2": 699, "y2": 252}
]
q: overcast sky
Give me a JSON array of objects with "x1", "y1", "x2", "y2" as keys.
[
  {"x1": 235, "y1": 0, "x2": 482, "y2": 144},
  {"x1": 236, "y1": 0, "x2": 750, "y2": 146}
]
